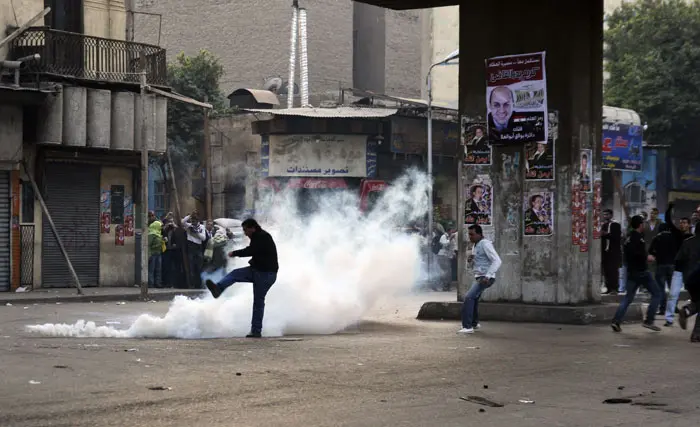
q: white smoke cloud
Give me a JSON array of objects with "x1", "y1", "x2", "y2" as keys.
[{"x1": 26, "y1": 170, "x2": 431, "y2": 339}]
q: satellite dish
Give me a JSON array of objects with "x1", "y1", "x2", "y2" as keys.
[
  {"x1": 263, "y1": 76, "x2": 284, "y2": 93},
  {"x1": 278, "y1": 81, "x2": 299, "y2": 96}
]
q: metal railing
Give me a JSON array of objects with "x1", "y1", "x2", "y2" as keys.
[
  {"x1": 9, "y1": 27, "x2": 167, "y2": 86},
  {"x1": 20, "y1": 225, "x2": 35, "y2": 288}
]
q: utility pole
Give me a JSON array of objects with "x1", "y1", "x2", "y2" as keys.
[
  {"x1": 139, "y1": 53, "x2": 149, "y2": 300},
  {"x1": 203, "y1": 95, "x2": 212, "y2": 220}
]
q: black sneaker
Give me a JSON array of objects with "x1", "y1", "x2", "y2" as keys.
[
  {"x1": 642, "y1": 323, "x2": 661, "y2": 332},
  {"x1": 205, "y1": 279, "x2": 221, "y2": 299},
  {"x1": 678, "y1": 306, "x2": 690, "y2": 330},
  {"x1": 246, "y1": 332, "x2": 262, "y2": 338},
  {"x1": 664, "y1": 321, "x2": 673, "y2": 327},
  {"x1": 611, "y1": 322, "x2": 622, "y2": 332}
]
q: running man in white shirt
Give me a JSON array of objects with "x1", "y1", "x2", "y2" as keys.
[{"x1": 458, "y1": 224, "x2": 502, "y2": 334}]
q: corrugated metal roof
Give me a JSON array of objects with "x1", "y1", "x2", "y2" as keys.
[{"x1": 243, "y1": 106, "x2": 398, "y2": 118}]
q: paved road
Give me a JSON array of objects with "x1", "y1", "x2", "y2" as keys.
[{"x1": 0, "y1": 293, "x2": 698, "y2": 427}]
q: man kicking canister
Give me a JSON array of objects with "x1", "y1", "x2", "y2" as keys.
[
  {"x1": 458, "y1": 224, "x2": 502, "y2": 334},
  {"x1": 205, "y1": 219, "x2": 279, "y2": 338}
]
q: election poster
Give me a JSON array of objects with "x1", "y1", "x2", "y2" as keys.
[
  {"x1": 485, "y1": 51, "x2": 547, "y2": 145},
  {"x1": 463, "y1": 122, "x2": 492, "y2": 165},
  {"x1": 577, "y1": 149, "x2": 593, "y2": 193},
  {"x1": 525, "y1": 110, "x2": 558, "y2": 181},
  {"x1": 602, "y1": 122, "x2": 643, "y2": 172},
  {"x1": 524, "y1": 191, "x2": 553, "y2": 237},
  {"x1": 464, "y1": 174, "x2": 493, "y2": 226}
]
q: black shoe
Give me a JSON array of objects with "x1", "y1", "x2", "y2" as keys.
[
  {"x1": 691, "y1": 334, "x2": 700, "y2": 343},
  {"x1": 642, "y1": 323, "x2": 661, "y2": 332},
  {"x1": 679, "y1": 306, "x2": 690, "y2": 330},
  {"x1": 611, "y1": 322, "x2": 622, "y2": 332},
  {"x1": 205, "y1": 279, "x2": 221, "y2": 299},
  {"x1": 246, "y1": 332, "x2": 262, "y2": 338},
  {"x1": 664, "y1": 321, "x2": 673, "y2": 327}
]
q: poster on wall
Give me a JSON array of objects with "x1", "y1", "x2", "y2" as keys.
[
  {"x1": 578, "y1": 189, "x2": 589, "y2": 252},
  {"x1": 485, "y1": 51, "x2": 547, "y2": 145},
  {"x1": 602, "y1": 122, "x2": 643, "y2": 172},
  {"x1": 124, "y1": 196, "x2": 134, "y2": 237},
  {"x1": 523, "y1": 191, "x2": 553, "y2": 236},
  {"x1": 592, "y1": 180, "x2": 602, "y2": 239},
  {"x1": 100, "y1": 190, "x2": 111, "y2": 234},
  {"x1": 571, "y1": 183, "x2": 581, "y2": 245},
  {"x1": 464, "y1": 174, "x2": 493, "y2": 226},
  {"x1": 462, "y1": 122, "x2": 492, "y2": 165},
  {"x1": 525, "y1": 110, "x2": 557, "y2": 180},
  {"x1": 115, "y1": 225, "x2": 125, "y2": 246},
  {"x1": 577, "y1": 149, "x2": 593, "y2": 193}
]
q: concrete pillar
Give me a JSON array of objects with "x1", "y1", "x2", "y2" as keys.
[
  {"x1": 87, "y1": 89, "x2": 112, "y2": 149},
  {"x1": 62, "y1": 86, "x2": 87, "y2": 147},
  {"x1": 36, "y1": 90, "x2": 63, "y2": 145},
  {"x1": 111, "y1": 92, "x2": 135, "y2": 150},
  {"x1": 134, "y1": 93, "x2": 156, "y2": 151},
  {"x1": 458, "y1": 0, "x2": 604, "y2": 304},
  {"x1": 155, "y1": 97, "x2": 168, "y2": 153}
]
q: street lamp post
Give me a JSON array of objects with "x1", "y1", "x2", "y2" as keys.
[{"x1": 425, "y1": 49, "x2": 459, "y2": 285}]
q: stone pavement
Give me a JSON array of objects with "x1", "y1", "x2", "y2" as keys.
[{"x1": 0, "y1": 293, "x2": 698, "y2": 427}]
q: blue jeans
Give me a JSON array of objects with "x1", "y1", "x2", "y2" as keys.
[
  {"x1": 613, "y1": 271, "x2": 661, "y2": 324},
  {"x1": 216, "y1": 266, "x2": 277, "y2": 334},
  {"x1": 665, "y1": 271, "x2": 684, "y2": 323},
  {"x1": 148, "y1": 254, "x2": 162, "y2": 288},
  {"x1": 461, "y1": 277, "x2": 494, "y2": 328},
  {"x1": 655, "y1": 264, "x2": 674, "y2": 310},
  {"x1": 618, "y1": 265, "x2": 627, "y2": 293}
]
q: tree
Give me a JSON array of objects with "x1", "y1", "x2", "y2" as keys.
[
  {"x1": 605, "y1": 0, "x2": 700, "y2": 158},
  {"x1": 166, "y1": 50, "x2": 226, "y2": 166}
]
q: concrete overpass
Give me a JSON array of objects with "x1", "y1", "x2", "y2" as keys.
[{"x1": 358, "y1": 0, "x2": 605, "y2": 308}]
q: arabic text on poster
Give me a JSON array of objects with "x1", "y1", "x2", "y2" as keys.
[
  {"x1": 577, "y1": 149, "x2": 593, "y2": 193},
  {"x1": 266, "y1": 134, "x2": 370, "y2": 177},
  {"x1": 524, "y1": 191, "x2": 554, "y2": 237},
  {"x1": 486, "y1": 51, "x2": 548, "y2": 145},
  {"x1": 464, "y1": 174, "x2": 493, "y2": 227},
  {"x1": 525, "y1": 110, "x2": 558, "y2": 181},
  {"x1": 602, "y1": 122, "x2": 643, "y2": 172},
  {"x1": 462, "y1": 121, "x2": 492, "y2": 165},
  {"x1": 592, "y1": 180, "x2": 602, "y2": 239}
]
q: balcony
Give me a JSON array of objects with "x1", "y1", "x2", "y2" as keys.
[{"x1": 9, "y1": 27, "x2": 167, "y2": 87}]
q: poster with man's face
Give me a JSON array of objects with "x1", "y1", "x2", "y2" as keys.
[
  {"x1": 464, "y1": 175, "x2": 493, "y2": 226},
  {"x1": 463, "y1": 122, "x2": 491, "y2": 165},
  {"x1": 524, "y1": 191, "x2": 554, "y2": 236},
  {"x1": 486, "y1": 52, "x2": 548, "y2": 145},
  {"x1": 578, "y1": 149, "x2": 593, "y2": 193},
  {"x1": 524, "y1": 110, "x2": 558, "y2": 181}
]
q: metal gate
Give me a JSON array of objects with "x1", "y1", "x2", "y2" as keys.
[
  {"x1": 42, "y1": 163, "x2": 100, "y2": 287},
  {"x1": 0, "y1": 172, "x2": 10, "y2": 292}
]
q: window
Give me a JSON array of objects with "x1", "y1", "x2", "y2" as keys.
[
  {"x1": 153, "y1": 181, "x2": 167, "y2": 219},
  {"x1": 21, "y1": 181, "x2": 35, "y2": 223},
  {"x1": 625, "y1": 182, "x2": 645, "y2": 206}
]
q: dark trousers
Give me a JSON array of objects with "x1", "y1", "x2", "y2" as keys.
[
  {"x1": 162, "y1": 250, "x2": 182, "y2": 288},
  {"x1": 655, "y1": 264, "x2": 674, "y2": 312},
  {"x1": 602, "y1": 255, "x2": 619, "y2": 292},
  {"x1": 216, "y1": 266, "x2": 278, "y2": 334},
  {"x1": 613, "y1": 271, "x2": 661, "y2": 324},
  {"x1": 187, "y1": 241, "x2": 203, "y2": 289}
]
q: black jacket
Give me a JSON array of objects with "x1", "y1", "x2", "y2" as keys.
[
  {"x1": 232, "y1": 229, "x2": 279, "y2": 273},
  {"x1": 665, "y1": 205, "x2": 693, "y2": 271},
  {"x1": 602, "y1": 220, "x2": 622, "y2": 263},
  {"x1": 624, "y1": 230, "x2": 648, "y2": 274},
  {"x1": 649, "y1": 230, "x2": 676, "y2": 266},
  {"x1": 675, "y1": 235, "x2": 700, "y2": 284}
]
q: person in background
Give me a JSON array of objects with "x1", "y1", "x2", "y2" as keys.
[
  {"x1": 205, "y1": 218, "x2": 279, "y2": 338},
  {"x1": 437, "y1": 225, "x2": 453, "y2": 291},
  {"x1": 148, "y1": 210, "x2": 157, "y2": 225},
  {"x1": 183, "y1": 211, "x2": 206, "y2": 289},
  {"x1": 648, "y1": 223, "x2": 675, "y2": 320},
  {"x1": 161, "y1": 214, "x2": 179, "y2": 288},
  {"x1": 674, "y1": 225, "x2": 700, "y2": 342},
  {"x1": 601, "y1": 209, "x2": 622, "y2": 295},
  {"x1": 663, "y1": 203, "x2": 693, "y2": 326},
  {"x1": 448, "y1": 228, "x2": 459, "y2": 285},
  {"x1": 611, "y1": 215, "x2": 662, "y2": 333},
  {"x1": 147, "y1": 220, "x2": 163, "y2": 288},
  {"x1": 644, "y1": 208, "x2": 662, "y2": 246},
  {"x1": 691, "y1": 207, "x2": 700, "y2": 234},
  {"x1": 458, "y1": 224, "x2": 502, "y2": 335}
]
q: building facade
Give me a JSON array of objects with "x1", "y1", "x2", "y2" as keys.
[{"x1": 1, "y1": 0, "x2": 168, "y2": 291}]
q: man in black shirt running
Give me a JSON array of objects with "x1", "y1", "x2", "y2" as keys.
[{"x1": 205, "y1": 218, "x2": 279, "y2": 338}]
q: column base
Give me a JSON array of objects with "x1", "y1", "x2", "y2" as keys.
[{"x1": 417, "y1": 301, "x2": 645, "y2": 325}]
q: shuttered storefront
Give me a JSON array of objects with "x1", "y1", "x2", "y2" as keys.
[
  {"x1": 42, "y1": 163, "x2": 100, "y2": 287},
  {"x1": 0, "y1": 172, "x2": 10, "y2": 292}
]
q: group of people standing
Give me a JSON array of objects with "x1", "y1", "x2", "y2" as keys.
[
  {"x1": 602, "y1": 203, "x2": 700, "y2": 342},
  {"x1": 147, "y1": 210, "x2": 234, "y2": 289}
]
